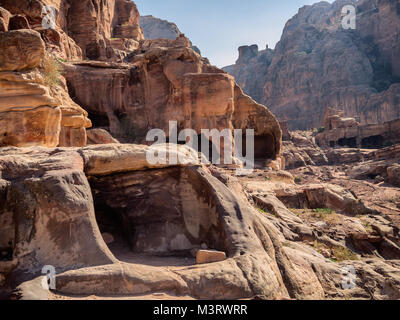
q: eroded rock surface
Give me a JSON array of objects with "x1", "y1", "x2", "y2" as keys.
[
  {"x1": 0, "y1": 26, "x2": 90, "y2": 147},
  {"x1": 1, "y1": 143, "x2": 400, "y2": 300},
  {"x1": 64, "y1": 37, "x2": 282, "y2": 163},
  {"x1": 224, "y1": 0, "x2": 400, "y2": 130}
]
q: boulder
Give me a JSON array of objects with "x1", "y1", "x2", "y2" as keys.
[
  {"x1": 0, "y1": 30, "x2": 45, "y2": 71},
  {"x1": 0, "y1": 7, "x2": 10, "y2": 32},
  {"x1": 0, "y1": 71, "x2": 62, "y2": 147},
  {"x1": 87, "y1": 128, "x2": 119, "y2": 145},
  {"x1": 196, "y1": 250, "x2": 227, "y2": 264},
  {"x1": 387, "y1": 165, "x2": 400, "y2": 187}
]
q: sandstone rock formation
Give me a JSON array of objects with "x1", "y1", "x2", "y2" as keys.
[
  {"x1": 2, "y1": 0, "x2": 400, "y2": 301},
  {"x1": 0, "y1": 0, "x2": 143, "y2": 61},
  {"x1": 0, "y1": 25, "x2": 91, "y2": 147},
  {"x1": 66, "y1": 0, "x2": 143, "y2": 61},
  {"x1": 224, "y1": 0, "x2": 400, "y2": 130},
  {"x1": 282, "y1": 131, "x2": 328, "y2": 169},
  {"x1": 64, "y1": 36, "x2": 282, "y2": 164},
  {"x1": 0, "y1": 30, "x2": 61, "y2": 147},
  {"x1": 140, "y1": 15, "x2": 181, "y2": 40},
  {"x1": 1, "y1": 0, "x2": 281, "y2": 161},
  {"x1": 316, "y1": 109, "x2": 400, "y2": 149},
  {"x1": 140, "y1": 15, "x2": 201, "y2": 55},
  {"x1": 224, "y1": 44, "x2": 274, "y2": 103},
  {"x1": 87, "y1": 128, "x2": 119, "y2": 145},
  {"x1": 2, "y1": 144, "x2": 400, "y2": 300},
  {"x1": 0, "y1": 29, "x2": 45, "y2": 72}
]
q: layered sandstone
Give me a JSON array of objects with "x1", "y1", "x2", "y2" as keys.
[
  {"x1": 2, "y1": 145, "x2": 400, "y2": 300},
  {"x1": 224, "y1": 0, "x2": 400, "y2": 130},
  {"x1": 0, "y1": 30, "x2": 61, "y2": 147},
  {"x1": 140, "y1": 15, "x2": 201, "y2": 55},
  {"x1": 0, "y1": 0, "x2": 143, "y2": 61},
  {"x1": 64, "y1": 36, "x2": 282, "y2": 163},
  {"x1": 0, "y1": 18, "x2": 91, "y2": 147},
  {"x1": 316, "y1": 112, "x2": 400, "y2": 149}
]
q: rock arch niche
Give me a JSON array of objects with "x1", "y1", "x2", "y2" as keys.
[{"x1": 88, "y1": 165, "x2": 230, "y2": 266}]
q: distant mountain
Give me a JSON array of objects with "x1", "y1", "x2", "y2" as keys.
[
  {"x1": 224, "y1": 0, "x2": 400, "y2": 130},
  {"x1": 140, "y1": 15, "x2": 181, "y2": 40},
  {"x1": 140, "y1": 15, "x2": 201, "y2": 55}
]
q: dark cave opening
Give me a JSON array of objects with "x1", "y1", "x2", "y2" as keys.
[
  {"x1": 240, "y1": 133, "x2": 276, "y2": 161},
  {"x1": 86, "y1": 42, "x2": 100, "y2": 60},
  {"x1": 254, "y1": 134, "x2": 276, "y2": 159},
  {"x1": 361, "y1": 135, "x2": 384, "y2": 149},
  {"x1": 88, "y1": 111, "x2": 110, "y2": 128},
  {"x1": 0, "y1": 245, "x2": 13, "y2": 262},
  {"x1": 0, "y1": 210, "x2": 14, "y2": 262},
  {"x1": 89, "y1": 167, "x2": 228, "y2": 265},
  {"x1": 338, "y1": 137, "x2": 357, "y2": 148}
]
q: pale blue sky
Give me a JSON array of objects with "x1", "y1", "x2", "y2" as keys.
[{"x1": 135, "y1": 0, "x2": 334, "y2": 67}]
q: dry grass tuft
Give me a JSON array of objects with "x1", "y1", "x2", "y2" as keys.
[{"x1": 41, "y1": 52, "x2": 61, "y2": 89}]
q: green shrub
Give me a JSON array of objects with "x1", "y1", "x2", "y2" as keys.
[
  {"x1": 315, "y1": 208, "x2": 334, "y2": 214},
  {"x1": 294, "y1": 176, "x2": 303, "y2": 184},
  {"x1": 318, "y1": 127, "x2": 325, "y2": 133},
  {"x1": 332, "y1": 247, "x2": 358, "y2": 262},
  {"x1": 42, "y1": 53, "x2": 61, "y2": 88}
]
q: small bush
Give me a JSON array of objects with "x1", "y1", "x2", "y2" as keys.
[
  {"x1": 312, "y1": 208, "x2": 340, "y2": 224},
  {"x1": 295, "y1": 51, "x2": 307, "y2": 57},
  {"x1": 332, "y1": 247, "x2": 358, "y2": 262},
  {"x1": 318, "y1": 127, "x2": 325, "y2": 133},
  {"x1": 257, "y1": 207, "x2": 273, "y2": 216},
  {"x1": 41, "y1": 53, "x2": 61, "y2": 88},
  {"x1": 315, "y1": 208, "x2": 334, "y2": 214},
  {"x1": 294, "y1": 176, "x2": 303, "y2": 184}
]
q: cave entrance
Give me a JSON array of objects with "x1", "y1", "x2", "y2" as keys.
[
  {"x1": 254, "y1": 134, "x2": 276, "y2": 159},
  {"x1": 361, "y1": 135, "x2": 384, "y2": 149},
  {"x1": 0, "y1": 211, "x2": 14, "y2": 262},
  {"x1": 89, "y1": 167, "x2": 227, "y2": 267},
  {"x1": 338, "y1": 137, "x2": 357, "y2": 148},
  {"x1": 87, "y1": 111, "x2": 110, "y2": 128},
  {"x1": 240, "y1": 133, "x2": 276, "y2": 160}
]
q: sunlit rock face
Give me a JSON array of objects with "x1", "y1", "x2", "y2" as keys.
[
  {"x1": 64, "y1": 36, "x2": 282, "y2": 162},
  {"x1": 224, "y1": 0, "x2": 400, "y2": 130},
  {"x1": 0, "y1": 29, "x2": 61, "y2": 147}
]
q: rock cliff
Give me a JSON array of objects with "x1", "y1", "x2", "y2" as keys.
[
  {"x1": 224, "y1": 0, "x2": 400, "y2": 130},
  {"x1": 0, "y1": 24, "x2": 90, "y2": 147},
  {"x1": 0, "y1": 0, "x2": 282, "y2": 163},
  {"x1": 2, "y1": 0, "x2": 400, "y2": 301},
  {"x1": 140, "y1": 15, "x2": 181, "y2": 40}
]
